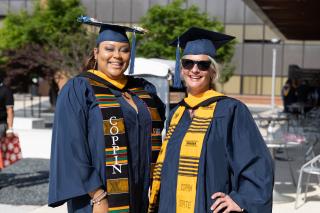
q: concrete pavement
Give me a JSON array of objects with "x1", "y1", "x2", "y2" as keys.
[{"x1": 0, "y1": 95, "x2": 319, "y2": 212}]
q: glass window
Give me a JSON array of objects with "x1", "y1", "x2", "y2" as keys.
[
  {"x1": 304, "y1": 45, "x2": 320, "y2": 69},
  {"x1": 216, "y1": 75, "x2": 241, "y2": 94},
  {"x1": 225, "y1": 25, "x2": 243, "y2": 42},
  {"x1": 96, "y1": 0, "x2": 113, "y2": 22},
  {"x1": 245, "y1": 5, "x2": 262, "y2": 24},
  {"x1": 150, "y1": 0, "x2": 167, "y2": 7},
  {"x1": 207, "y1": 0, "x2": 225, "y2": 23},
  {"x1": 245, "y1": 25, "x2": 263, "y2": 40},
  {"x1": 187, "y1": 0, "x2": 206, "y2": 12},
  {"x1": 231, "y1": 44, "x2": 242, "y2": 75},
  {"x1": 264, "y1": 25, "x2": 280, "y2": 40},
  {"x1": 132, "y1": 0, "x2": 149, "y2": 23},
  {"x1": 284, "y1": 40, "x2": 303, "y2": 45},
  {"x1": 226, "y1": 0, "x2": 244, "y2": 24},
  {"x1": 243, "y1": 44, "x2": 263, "y2": 75},
  {"x1": 261, "y1": 77, "x2": 282, "y2": 96},
  {"x1": 263, "y1": 44, "x2": 283, "y2": 77},
  {"x1": 243, "y1": 76, "x2": 258, "y2": 95},
  {"x1": 114, "y1": 0, "x2": 131, "y2": 23},
  {"x1": 8, "y1": 0, "x2": 25, "y2": 13},
  {"x1": 283, "y1": 45, "x2": 303, "y2": 76},
  {"x1": 26, "y1": 0, "x2": 35, "y2": 14},
  {"x1": 0, "y1": 1, "x2": 9, "y2": 15},
  {"x1": 81, "y1": 0, "x2": 96, "y2": 18},
  {"x1": 305, "y1": 41, "x2": 320, "y2": 45}
]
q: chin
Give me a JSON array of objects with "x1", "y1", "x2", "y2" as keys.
[{"x1": 107, "y1": 68, "x2": 126, "y2": 78}]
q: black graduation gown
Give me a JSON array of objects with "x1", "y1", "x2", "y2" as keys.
[
  {"x1": 158, "y1": 98, "x2": 274, "y2": 213},
  {"x1": 48, "y1": 76, "x2": 165, "y2": 213}
]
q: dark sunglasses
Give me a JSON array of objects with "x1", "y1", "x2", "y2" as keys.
[{"x1": 181, "y1": 59, "x2": 211, "y2": 71}]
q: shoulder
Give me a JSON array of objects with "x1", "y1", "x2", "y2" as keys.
[
  {"x1": 215, "y1": 96, "x2": 253, "y2": 119},
  {"x1": 57, "y1": 76, "x2": 94, "y2": 107},
  {"x1": 60, "y1": 76, "x2": 90, "y2": 95}
]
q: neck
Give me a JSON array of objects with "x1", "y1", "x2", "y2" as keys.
[
  {"x1": 88, "y1": 70, "x2": 127, "y2": 90},
  {"x1": 187, "y1": 87, "x2": 210, "y2": 96}
]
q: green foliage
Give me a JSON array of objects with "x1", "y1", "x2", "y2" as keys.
[
  {"x1": 0, "y1": 0, "x2": 85, "y2": 50},
  {"x1": 0, "y1": 0, "x2": 94, "y2": 89},
  {"x1": 137, "y1": 0, "x2": 236, "y2": 84}
]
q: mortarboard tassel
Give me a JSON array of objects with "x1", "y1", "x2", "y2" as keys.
[
  {"x1": 129, "y1": 30, "x2": 136, "y2": 75},
  {"x1": 173, "y1": 38, "x2": 183, "y2": 88}
]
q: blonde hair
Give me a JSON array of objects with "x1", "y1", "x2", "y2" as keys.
[{"x1": 180, "y1": 55, "x2": 220, "y2": 89}]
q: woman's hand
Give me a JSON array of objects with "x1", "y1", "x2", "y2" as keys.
[
  {"x1": 92, "y1": 198, "x2": 108, "y2": 213},
  {"x1": 210, "y1": 192, "x2": 243, "y2": 213},
  {"x1": 89, "y1": 188, "x2": 109, "y2": 213}
]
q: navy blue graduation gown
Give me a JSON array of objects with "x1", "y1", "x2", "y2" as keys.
[
  {"x1": 48, "y1": 76, "x2": 165, "y2": 213},
  {"x1": 158, "y1": 98, "x2": 274, "y2": 213}
]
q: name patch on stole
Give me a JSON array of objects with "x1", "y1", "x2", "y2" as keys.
[{"x1": 109, "y1": 116, "x2": 122, "y2": 174}]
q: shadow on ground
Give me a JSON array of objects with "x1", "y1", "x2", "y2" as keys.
[{"x1": 0, "y1": 158, "x2": 49, "y2": 205}]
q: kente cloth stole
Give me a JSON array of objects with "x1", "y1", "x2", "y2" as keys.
[
  {"x1": 81, "y1": 72, "x2": 163, "y2": 213},
  {"x1": 149, "y1": 95, "x2": 224, "y2": 213}
]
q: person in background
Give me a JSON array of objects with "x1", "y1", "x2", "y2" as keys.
[
  {"x1": 0, "y1": 73, "x2": 14, "y2": 138},
  {"x1": 53, "y1": 70, "x2": 72, "y2": 91},
  {"x1": 149, "y1": 27, "x2": 274, "y2": 213},
  {"x1": 48, "y1": 16, "x2": 165, "y2": 213},
  {"x1": 281, "y1": 79, "x2": 298, "y2": 112}
]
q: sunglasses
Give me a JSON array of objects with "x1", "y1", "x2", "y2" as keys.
[{"x1": 181, "y1": 59, "x2": 211, "y2": 71}]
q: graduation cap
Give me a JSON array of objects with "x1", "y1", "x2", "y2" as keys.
[
  {"x1": 170, "y1": 27, "x2": 235, "y2": 88},
  {"x1": 77, "y1": 15, "x2": 147, "y2": 74}
]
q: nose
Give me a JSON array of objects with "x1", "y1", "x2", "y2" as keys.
[
  {"x1": 113, "y1": 49, "x2": 121, "y2": 58},
  {"x1": 190, "y1": 63, "x2": 200, "y2": 73}
]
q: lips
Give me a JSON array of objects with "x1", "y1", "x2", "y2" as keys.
[
  {"x1": 108, "y1": 61, "x2": 123, "y2": 68},
  {"x1": 188, "y1": 75, "x2": 202, "y2": 81}
]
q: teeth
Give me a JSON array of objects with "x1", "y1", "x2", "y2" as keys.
[{"x1": 189, "y1": 76, "x2": 201, "y2": 79}]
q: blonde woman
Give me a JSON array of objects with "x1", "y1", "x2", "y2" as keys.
[{"x1": 149, "y1": 27, "x2": 274, "y2": 213}]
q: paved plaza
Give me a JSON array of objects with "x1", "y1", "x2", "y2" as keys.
[{"x1": 0, "y1": 95, "x2": 319, "y2": 213}]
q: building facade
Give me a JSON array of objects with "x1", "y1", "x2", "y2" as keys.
[{"x1": 1, "y1": 0, "x2": 320, "y2": 95}]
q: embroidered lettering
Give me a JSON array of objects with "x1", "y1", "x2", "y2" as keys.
[
  {"x1": 111, "y1": 135, "x2": 119, "y2": 145},
  {"x1": 112, "y1": 146, "x2": 119, "y2": 155},
  {"x1": 114, "y1": 155, "x2": 118, "y2": 164},
  {"x1": 179, "y1": 200, "x2": 192, "y2": 209},
  {"x1": 109, "y1": 116, "x2": 117, "y2": 125},
  {"x1": 186, "y1": 140, "x2": 197, "y2": 146},
  {"x1": 110, "y1": 126, "x2": 119, "y2": 135},
  {"x1": 112, "y1": 164, "x2": 122, "y2": 174},
  {"x1": 181, "y1": 184, "x2": 192, "y2": 192}
]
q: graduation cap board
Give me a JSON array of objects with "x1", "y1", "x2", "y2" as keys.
[
  {"x1": 170, "y1": 27, "x2": 235, "y2": 88},
  {"x1": 77, "y1": 15, "x2": 147, "y2": 74}
]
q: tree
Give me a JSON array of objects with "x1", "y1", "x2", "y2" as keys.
[
  {"x1": 137, "y1": 0, "x2": 236, "y2": 87},
  {"x1": 0, "y1": 0, "x2": 95, "y2": 91}
]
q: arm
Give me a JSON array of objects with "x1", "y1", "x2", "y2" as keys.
[
  {"x1": 48, "y1": 78, "x2": 106, "y2": 208},
  {"x1": 6, "y1": 106, "x2": 14, "y2": 137},
  {"x1": 5, "y1": 87, "x2": 14, "y2": 136},
  {"x1": 89, "y1": 188, "x2": 109, "y2": 213},
  {"x1": 212, "y1": 101, "x2": 274, "y2": 213}
]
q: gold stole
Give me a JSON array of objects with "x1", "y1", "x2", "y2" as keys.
[
  {"x1": 176, "y1": 102, "x2": 216, "y2": 213},
  {"x1": 149, "y1": 89, "x2": 221, "y2": 213}
]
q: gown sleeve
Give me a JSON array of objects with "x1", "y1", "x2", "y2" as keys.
[
  {"x1": 48, "y1": 77, "x2": 105, "y2": 207},
  {"x1": 226, "y1": 101, "x2": 274, "y2": 212}
]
